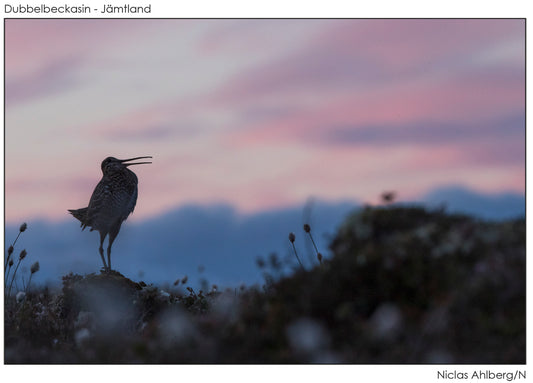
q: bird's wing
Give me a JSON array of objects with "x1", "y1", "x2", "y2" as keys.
[
  {"x1": 85, "y1": 180, "x2": 112, "y2": 227},
  {"x1": 124, "y1": 186, "x2": 138, "y2": 220}
]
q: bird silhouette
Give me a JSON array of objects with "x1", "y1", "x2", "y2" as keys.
[{"x1": 69, "y1": 156, "x2": 152, "y2": 272}]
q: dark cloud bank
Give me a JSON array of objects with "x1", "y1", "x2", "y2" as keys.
[{"x1": 6, "y1": 186, "x2": 524, "y2": 289}]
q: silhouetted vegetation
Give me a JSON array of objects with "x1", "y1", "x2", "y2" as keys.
[{"x1": 4, "y1": 205, "x2": 525, "y2": 363}]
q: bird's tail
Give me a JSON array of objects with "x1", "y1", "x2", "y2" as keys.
[{"x1": 68, "y1": 207, "x2": 89, "y2": 229}]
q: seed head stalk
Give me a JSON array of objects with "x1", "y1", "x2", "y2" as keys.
[
  {"x1": 7, "y1": 250, "x2": 27, "y2": 297},
  {"x1": 26, "y1": 274, "x2": 33, "y2": 294},
  {"x1": 291, "y1": 243, "x2": 304, "y2": 270},
  {"x1": 26, "y1": 262, "x2": 40, "y2": 293},
  {"x1": 5, "y1": 246, "x2": 14, "y2": 276},
  {"x1": 5, "y1": 258, "x2": 14, "y2": 289},
  {"x1": 5, "y1": 223, "x2": 28, "y2": 280},
  {"x1": 289, "y1": 233, "x2": 304, "y2": 271},
  {"x1": 304, "y1": 223, "x2": 323, "y2": 265},
  {"x1": 307, "y1": 233, "x2": 319, "y2": 255}
]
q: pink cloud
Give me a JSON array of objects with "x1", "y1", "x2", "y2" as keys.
[
  {"x1": 4, "y1": 19, "x2": 525, "y2": 223},
  {"x1": 203, "y1": 20, "x2": 524, "y2": 158},
  {"x1": 219, "y1": 61, "x2": 524, "y2": 148},
  {"x1": 210, "y1": 19, "x2": 523, "y2": 104},
  {"x1": 5, "y1": 56, "x2": 83, "y2": 105},
  {"x1": 5, "y1": 19, "x2": 176, "y2": 106},
  {"x1": 314, "y1": 19, "x2": 523, "y2": 69}
]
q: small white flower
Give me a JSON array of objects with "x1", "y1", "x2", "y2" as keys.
[
  {"x1": 425, "y1": 349, "x2": 454, "y2": 363},
  {"x1": 16, "y1": 291, "x2": 26, "y2": 303},
  {"x1": 158, "y1": 308, "x2": 196, "y2": 345},
  {"x1": 30, "y1": 261, "x2": 40, "y2": 274},
  {"x1": 370, "y1": 303, "x2": 402, "y2": 339},
  {"x1": 211, "y1": 292, "x2": 240, "y2": 323},
  {"x1": 143, "y1": 285, "x2": 158, "y2": 293},
  {"x1": 75, "y1": 328, "x2": 91, "y2": 346},
  {"x1": 286, "y1": 318, "x2": 329, "y2": 354},
  {"x1": 414, "y1": 223, "x2": 436, "y2": 243},
  {"x1": 75, "y1": 311, "x2": 94, "y2": 330}
]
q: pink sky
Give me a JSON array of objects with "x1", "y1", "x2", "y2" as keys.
[{"x1": 5, "y1": 19, "x2": 525, "y2": 223}]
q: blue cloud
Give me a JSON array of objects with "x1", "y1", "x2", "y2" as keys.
[
  {"x1": 5, "y1": 56, "x2": 83, "y2": 106},
  {"x1": 323, "y1": 113, "x2": 525, "y2": 147},
  {"x1": 6, "y1": 200, "x2": 356, "y2": 289},
  {"x1": 5, "y1": 187, "x2": 524, "y2": 290},
  {"x1": 420, "y1": 186, "x2": 524, "y2": 221}
]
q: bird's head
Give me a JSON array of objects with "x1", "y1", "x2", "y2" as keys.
[{"x1": 101, "y1": 156, "x2": 152, "y2": 174}]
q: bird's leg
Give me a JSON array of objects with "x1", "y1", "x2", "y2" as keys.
[
  {"x1": 99, "y1": 232, "x2": 109, "y2": 272},
  {"x1": 107, "y1": 246, "x2": 111, "y2": 272},
  {"x1": 107, "y1": 225, "x2": 120, "y2": 272}
]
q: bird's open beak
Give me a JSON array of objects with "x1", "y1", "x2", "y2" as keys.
[{"x1": 120, "y1": 156, "x2": 153, "y2": 166}]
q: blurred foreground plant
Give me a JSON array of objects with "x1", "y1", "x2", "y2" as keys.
[
  {"x1": 26, "y1": 262, "x2": 40, "y2": 293},
  {"x1": 303, "y1": 223, "x2": 323, "y2": 265},
  {"x1": 7, "y1": 249, "x2": 28, "y2": 297},
  {"x1": 5, "y1": 223, "x2": 27, "y2": 286},
  {"x1": 289, "y1": 232, "x2": 304, "y2": 270},
  {"x1": 4, "y1": 206, "x2": 526, "y2": 364},
  {"x1": 5, "y1": 223, "x2": 39, "y2": 297}
]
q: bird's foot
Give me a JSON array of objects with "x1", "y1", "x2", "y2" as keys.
[{"x1": 99, "y1": 267, "x2": 123, "y2": 277}]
